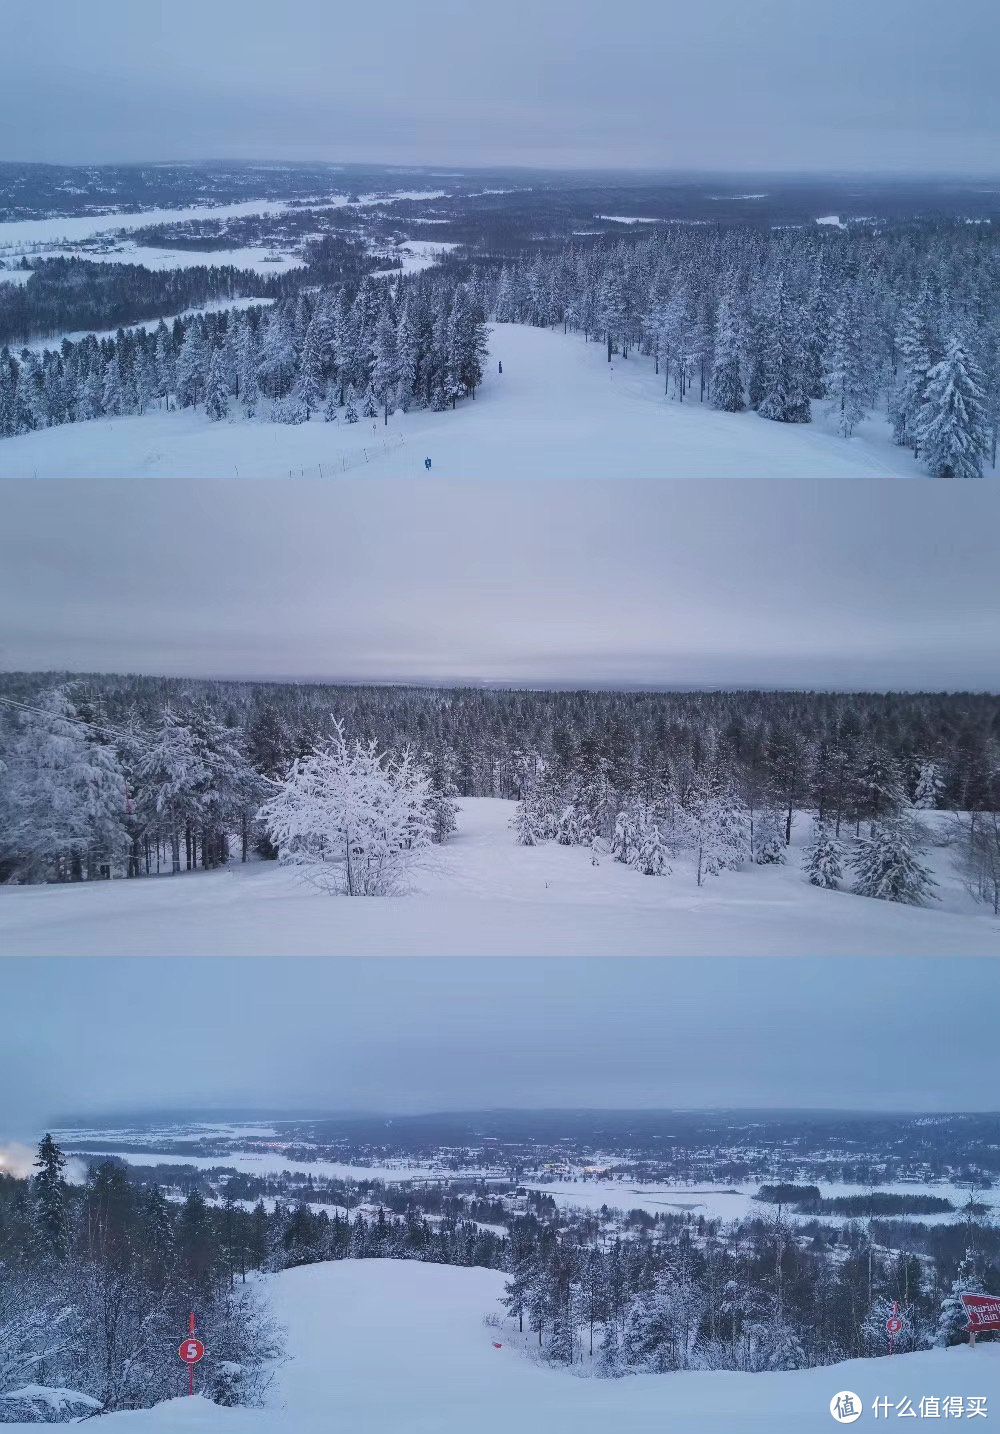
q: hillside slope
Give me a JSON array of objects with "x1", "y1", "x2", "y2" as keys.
[
  {"x1": 0, "y1": 323, "x2": 930, "y2": 480},
  {"x1": 10, "y1": 1260, "x2": 997, "y2": 1433}
]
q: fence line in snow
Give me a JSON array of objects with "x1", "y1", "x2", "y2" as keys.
[{"x1": 285, "y1": 431, "x2": 406, "y2": 479}]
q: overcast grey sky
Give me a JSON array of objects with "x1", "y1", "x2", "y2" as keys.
[
  {"x1": 3, "y1": 0, "x2": 999, "y2": 170},
  {"x1": 0, "y1": 480, "x2": 997, "y2": 690},
  {"x1": 2, "y1": 958, "x2": 996, "y2": 1135}
]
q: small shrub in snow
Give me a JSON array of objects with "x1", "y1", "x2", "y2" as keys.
[{"x1": 258, "y1": 719, "x2": 434, "y2": 895}]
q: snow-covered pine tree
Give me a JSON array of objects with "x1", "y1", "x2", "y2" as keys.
[
  {"x1": 936, "y1": 1251, "x2": 981, "y2": 1346},
  {"x1": 611, "y1": 809, "x2": 638, "y2": 865},
  {"x1": 913, "y1": 759, "x2": 945, "y2": 809},
  {"x1": 850, "y1": 817, "x2": 937, "y2": 905},
  {"x1": 344, "y1": 385, "x2": 359, "y2": 423},
  {"x1": 636, "y1": 811, "x2": 668, "y2": 876},
  {"x1": 802, "y1": 821, "x2": 844, "y2": 888},
  {"x1": 371, "y1": 308, "x2": 400, "y2": 425},
  {"x1": 710, "y1": 288, "x2": 745, "y2": 412},
  {"x1": 298, "y1": 316, "x2": 325, "y2": 417},
  {"x1": 823, "y1": 295, "x2": 867, "y2": 437},
  {"x1": 890, "y1": 298, "x2": 934, "y2": 451},
  {"x1": 203, "y1": 347, "x2": 230, "y2": 422},
  {"x1": 33, "y1": 1133, "x2": 70, "y2": 1260},
  {"x1": 913, "y1": 335, "x2": 991, "y2": 479},
  {"x1": 174, "y1": 325, "x2": 207, "y2": 408}
]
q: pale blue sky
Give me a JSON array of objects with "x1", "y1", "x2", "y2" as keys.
[
  {"x1": 1, "y1": 481, "x2": 997, "y2": 689},
  {"x1": 3, "y1": 0, "x2": 999, "y2": 170},
  {"x1": 3, "y1": 958, "x2": 996, "y2": 1131}
]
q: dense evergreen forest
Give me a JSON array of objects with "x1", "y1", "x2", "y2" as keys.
[
  {"x1": 2, "y1": 219, "x2": 998, "y2": 475},
  {"x1": 2, "y1": 1135, "x2": 996, "y2": 1418},
  {"x1": 0, "y1": 1138, "x2": 280, "y2": 1419},
  {"x1": 0, "y1": 264, "x2": 487, "y2": 433},
  {"x1": 1, "y1": 676, "x2": 997, "y2": 904},
  {"x1": 485, "y1": 221, "x2": 1000, "y2": 477},
  {"x1": 0, "y1": 235, "x2": 392, "y2": 345}
]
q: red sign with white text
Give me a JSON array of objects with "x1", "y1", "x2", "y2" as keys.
[
  {"x1": 962, "y1": 1294, "x2": 1000, "y2": 1332},
  {"x1": 179, "y1": 1338, "x2": 205, "y2": 1365}
]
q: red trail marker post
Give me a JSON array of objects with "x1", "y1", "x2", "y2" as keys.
[
  {"x1": 179, "y1": 1313, "x2": 205, "y2": 1395},
  {"x1": 887, "y1": 1302, "x2": 904, "y2": 1354}
]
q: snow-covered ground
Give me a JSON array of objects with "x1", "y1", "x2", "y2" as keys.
[
  {"x1": 52, "y1": 1138, "x2": 996, "y2": 1228},
  {"x1": 0, "y1": 323, "x2": 938, "y2": 479},
  {"x1": 3, "y1": 1260, "x2": 995, "y2": 1433},
  {"x1": 0, "y1": 800, "x2": 995, "y2": 956},
  {"x1": 0, "y1": 190, "x2": 448, "y2": 253},
  {"x1": 517, "y1": 1176, "x2": 997, "y2": 1227}
]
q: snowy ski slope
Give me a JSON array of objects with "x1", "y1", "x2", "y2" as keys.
[
  {"x1": 4, "y1": 1260, "x2": 996, "y2": 1434},
  {"x1": 0, "y1": 323, "x2": 934, "y2": 479}
]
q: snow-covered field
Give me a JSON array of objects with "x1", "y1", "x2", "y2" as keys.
[
  {"x1": 0, "y1": 799, "x2": 995, "y2": 956},
  {"x1": 51, "y1": 1138, "x2": 996, "y2": 1228},
  {"x1": 0, "y1": 323, "x2": 936, "y2": 479},
  {"x1": 3, "y1": 1260, "x2": 995, "y2": 1433},
  {"x1": 0, "y1": 190, "x2": 448, "y2": 253},
  {"x1": 518, "y1": 1176, "x2": 997, "y2": 1227}
]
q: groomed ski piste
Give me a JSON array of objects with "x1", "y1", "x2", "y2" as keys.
[
  {"x1": 2, "y1": 1260, "x2": 995, "y2": 1433},
  {"x1": 0, "y1": 799, "x2": 995, "y2": 956},
  {"x1": 0, "y1": 323, "x2": 933, "y2": 480}
]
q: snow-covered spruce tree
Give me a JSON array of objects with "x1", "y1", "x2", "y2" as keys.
[
  {"x1": 936, "y1": 1251, "x2": 982, "y2": 1346},
  {"x1": 512, "y1": 794, "x2": 544, "y2": 846},
  {"x1": 361, "y1": 384, "x2": 379, "y2": 419},
  {"x1": 33, "y1": 1133, "x2": 70, "y2": 1261},
  {"x1": 635, "y1": 808, "x2": 668, "y2": 876},
  {"x1": 710, "y1": 289, "x2": 745, "y2": 412},
  {"x1": 757, "y1": 276, "x2": 810, "y2": 425},
  {"x1": 890, "y1": 300, "x2": 934, "y2": 451},
  {"x1": 0, "y1": 686, "x2": 128, "y2": 883},
  {"x1": 258, "y1": 720, "x2": 433, "y2": 895},
  {"x1": 802, "y1": 821, "x2": 844, "y2": 889},
  {"x1": 752, "y1": 806, "x2": 786, "y2": 865},
  {"x1": 913, "y1": 758, "x2": 946, "y2": 809},
  {"x1": 914, "y1": 336, "x2": 992, "y2": 479},
  {"x1": 680, "y1": 772, "x2": 748, "y2": 886},
  {"x1": 174, "y1": 325, "x2": 207, "y2": 408},
  {"x1": 322, "y1": 390, "x2": 338, "y2": 422},
  {"x1": 203, "y1": 347, "x2": 230, "y2": 422},
  {"x1": 760, "y1": 1321, "x2": 807, "y2": 1371},
  {"x1": 823, "y1": 296, "x2": 867, "y2": 437},
  {"x1": 850, "y1": 817, "x2": 937, "y2": 905},
  {"x1": 344, "y1": 385, "x2": 359, "y2": 423},
  {"x1": 611, "y1": 808, "x2": 639, "y2": 865}
]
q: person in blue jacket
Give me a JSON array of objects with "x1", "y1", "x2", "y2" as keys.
[{"x1": 424, "y1": 457, "x2": 432, "y2": 470}]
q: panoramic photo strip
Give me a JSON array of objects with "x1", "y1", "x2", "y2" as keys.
[{"x1": 2, "y1": 0, "x2": 999, "y2": 1431}]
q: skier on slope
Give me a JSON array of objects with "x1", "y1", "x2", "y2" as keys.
[
  {"x1": 498, "y1": 360, "x2": 503, "y2": 374},
  {"x1": 424, "y1": 457, "x2": 432, "y2": 470}
]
